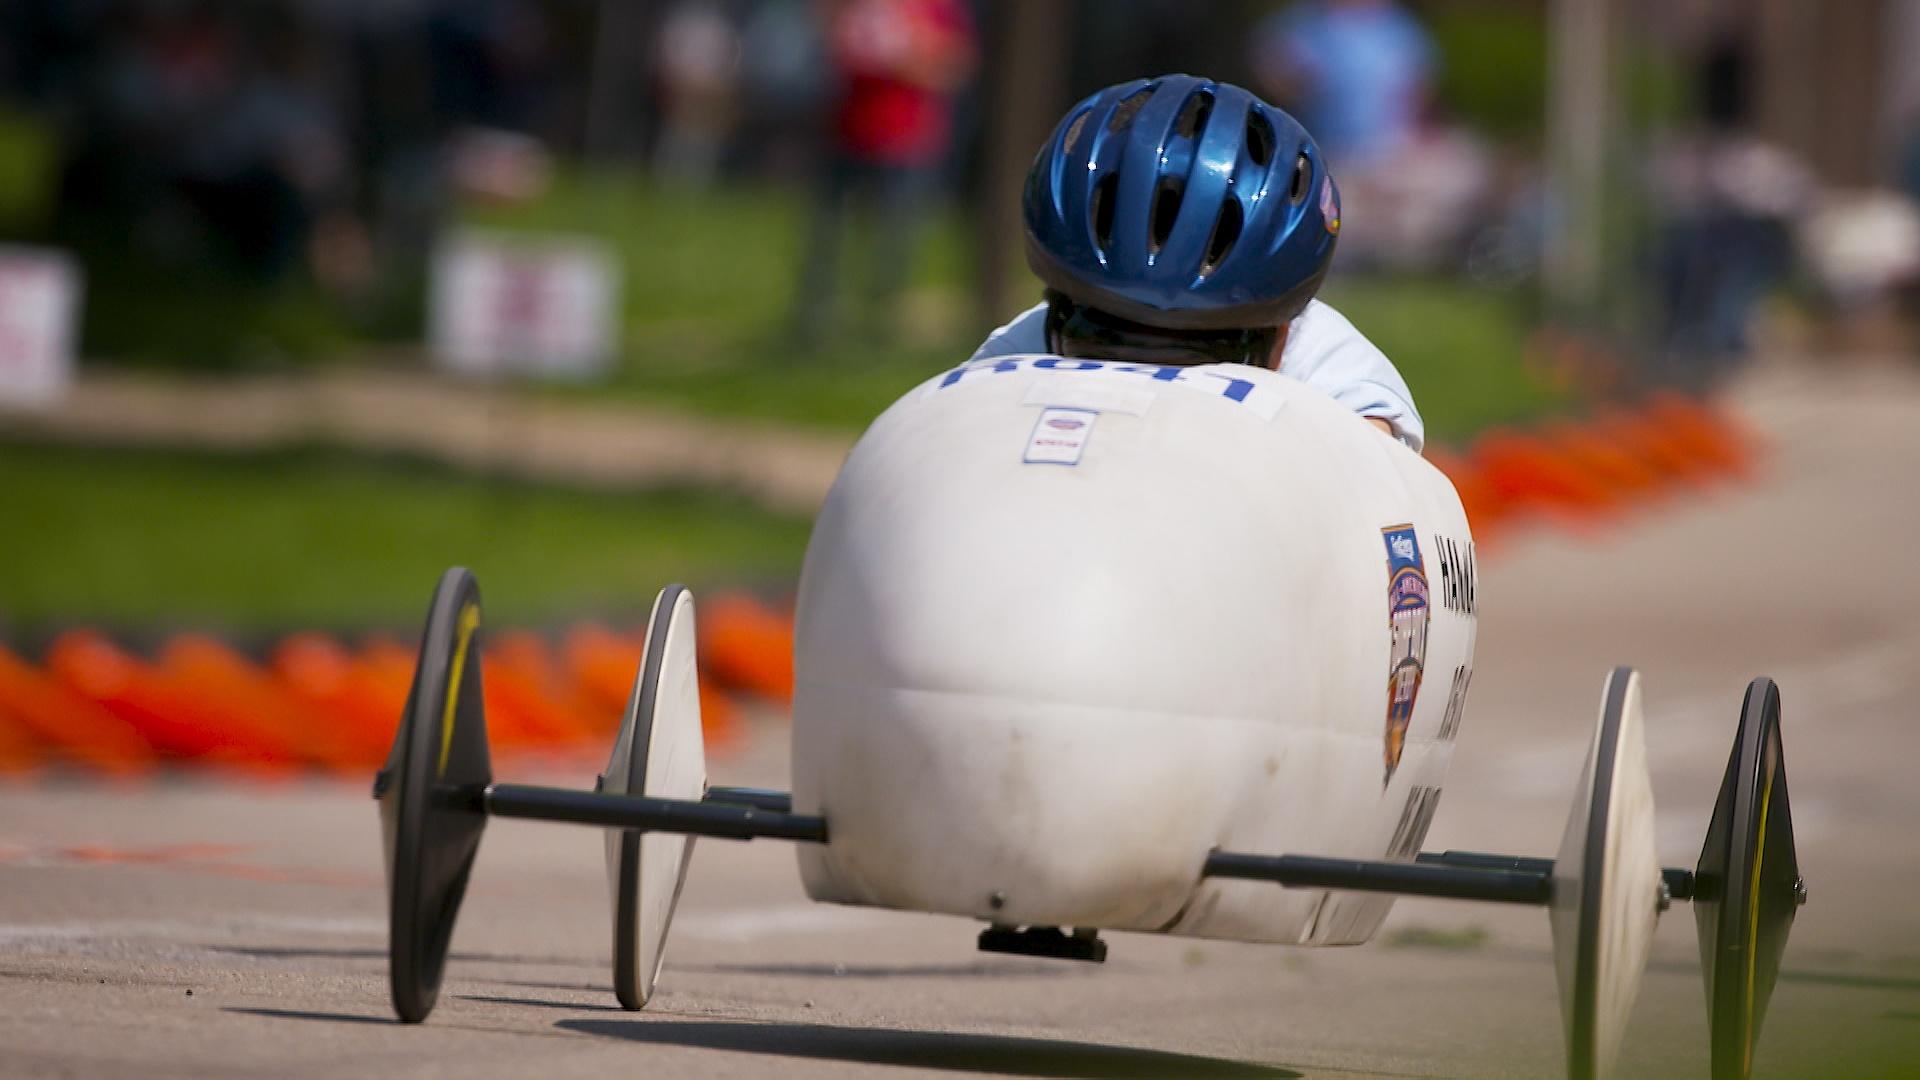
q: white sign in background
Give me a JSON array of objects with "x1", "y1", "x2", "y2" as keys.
[
  {"x1": 429, "y1": 230, "x2": 621, "y2": 380},
  {"x1": 0, "y1": 245, "x2": 81, "y2": 408}
]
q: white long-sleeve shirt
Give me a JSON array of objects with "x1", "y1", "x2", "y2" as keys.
[{"x1": 969, "y1": 298, "x2": 1425, "y2": 451}]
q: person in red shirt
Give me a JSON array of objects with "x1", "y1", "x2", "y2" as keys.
[{"x1": 793, "y1": 0, "x2": 977, "y2": 345}]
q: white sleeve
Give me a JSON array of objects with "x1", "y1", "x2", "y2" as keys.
[
  {"x1": 969, "y1": 297, "x2": 1426, "y2": 451},
  {"x1": 1280, "y1": 299, "x2": 1425, "y2": 452},
  {"x1": 970, "y1": 301, "x2": 1050, "y2": 360}
]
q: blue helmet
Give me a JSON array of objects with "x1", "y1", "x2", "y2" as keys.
[{"x1": 1023, "y1": 75, "x2": 1340, "y2": 333}]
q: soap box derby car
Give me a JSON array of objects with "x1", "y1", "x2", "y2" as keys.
[{"x1": 375, "y1": 355, "x2": 1804, "y2": 1079}]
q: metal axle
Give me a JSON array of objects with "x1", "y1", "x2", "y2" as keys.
[
  {"x1": 1205, "y1": 850, "x2": 1554, "y2": 904},
  {"x1": 1418, "y1": 849, "x2": 1697, "y2": 902},
  {"x1": 479, "y1": 784, "x2": 829, "y2": 843}
]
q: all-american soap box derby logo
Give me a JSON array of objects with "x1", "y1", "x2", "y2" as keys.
[{"x1": 1381, "y1": 525, "x2": 1430, "y2": 786}]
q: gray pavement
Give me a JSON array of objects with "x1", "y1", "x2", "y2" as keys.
[{"x1": 2, "y1": 364, "x2": 1918, "y2": 1078}]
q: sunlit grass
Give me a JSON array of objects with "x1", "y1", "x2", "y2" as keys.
[
  {"x1": 0, "y1": 443, "x2": 812, "y2": 632},
  {"x1": 475, "y1": 172, "x2": 1566, "y2": 442}
]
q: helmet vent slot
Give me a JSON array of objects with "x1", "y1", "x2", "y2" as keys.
[
  {"x1": 1174, "y1": 90, "x2": 1214, "y2": 139},
  {"x1": 1288, "y1": 153, "x2": 1312, "y2": 205},
  {"x1": 1201, "y1": 198, "x2": 1244, "y2": 276},
  {"x1": 1246, "y1": 115, "x2": 1275, "y2": 167},
  {"x1": 1108, "y1": 87, "x2": 1155, "y2": 133},
  {"x1": 1062, "y1": 109, "x2": 1092, "y2": 155},
  {"x1": 1091, "y1": 172, "x2": 1120, "y2": 253},
  {"x1": 1150, "y1": 179, "x2": 1184, "y2": 254}
]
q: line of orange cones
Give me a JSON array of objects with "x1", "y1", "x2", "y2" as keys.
[
  {"x1": 0, "y1": 394, "x2": 1756, "y2": 778},
  {"x1": 0, "y1": 593, "x2": 795, "y2": 779},
  {"x1": 1428, "y1": 391, "x2": 1757, "y2": 547}
]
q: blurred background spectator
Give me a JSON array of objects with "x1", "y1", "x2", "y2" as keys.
[
  {"x1": 1249, "y1": 0, "x2": 1493, "y2": 274},
  {"x1": 650, "y1": 0, "x2": 742, "y2": 186},
  {"x1": 55, "y1": 3, "x2": 351, "y2": 283},
  {"x1": 0, "y1": 1, "x2": 1917, "y2": 399},
  {"x1": 735, "y1": 0, "x2": 830, "y2": 179},
  {"x1": 1646, "y1": 29, "x2": 1814, "y2": 387},
  {"x1": 792, "y1": 0, "x2": 978, "y2": 347},
  {"x1": 1251, "y1": 0, "x2": 1435, "y2": 167}
]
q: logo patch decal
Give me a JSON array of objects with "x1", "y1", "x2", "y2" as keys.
[
  {"x1": 1381, "y1": 525, "x2": 1430, "y2": 786},
  {"x1": 1024, "y1": 406, "x2": 1097, "y2": 466},
  {"x1": 1320, "y1": 176, "x2": 1341, "y2": 236}
]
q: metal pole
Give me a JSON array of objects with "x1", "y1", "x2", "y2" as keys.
[{"x1": 1544, "y1": 0, "x2": 1614, "y2": 322}]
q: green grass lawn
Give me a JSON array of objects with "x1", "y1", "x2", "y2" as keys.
[
  {"x1": 467, "y1": 172, "x2": 984, "y2": 432},
  {"x1": 0, "y1": 443, "x2": 812, "y2": 633},
  {"x1": 44, "y1": 164, "x2": 1564, "y2": 441},
  {"x1": 1323, "y1": 276, "x2": 1568, "y2": 441},
  {"x1": 472, "y1": 172, "x2": 1565, "y2": 443}
]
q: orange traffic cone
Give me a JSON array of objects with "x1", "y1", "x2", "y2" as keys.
[
  {"x1": 269, "y1": 633, "x2": 396, "y2": 771},
  {"x1": 562, "y1": 624, "x2": 643, "y2": 718},
  {"x1": 45, "y1": 631, "x2": 297, "y2": 771},
  {"x1": 0, "y1": 697, "x2": 44, "y2": 775},
  {"x1": 0, "y1": 646, "x2": 152, "y2": 776},
  {"x1": 159, "y1": 634, "x2": 361, "y2": 773},
  {"x1": 698, "y1": 592, "x2": 795, "y2": 703},
  {"x1": 488, "y1": 631, "x2": 604, "y2": 747}
]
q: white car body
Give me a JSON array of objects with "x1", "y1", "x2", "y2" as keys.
[{"x1": 791, "y1": 355, "x2": 1478, "y2": 944}]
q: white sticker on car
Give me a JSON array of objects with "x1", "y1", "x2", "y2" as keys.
[{"x1": 1024, "y1": 407, "x2": 1097, "y2": 466}]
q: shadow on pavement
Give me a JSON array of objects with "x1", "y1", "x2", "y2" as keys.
[
  {"x1": 679, "y1": 960, "x2": 1078, "y2": 980},
  {"x1": 457, "y1": 993, "x2": 623, "y2": 1012},
  {"x1": 1776, "y1": 968, "x2": 1920, "y2": 993},
  {"x1": 556, "y1": 1018, "x2": 1301, "y2": 1078},
  {"x1": 208, "y1": 945, "x2": 384, "y2": 961},
  {"x1": 208, "y1": 944, "x2": 588, "y2": 967},
  {"x1": 223, "y1": 1007, "x2": 394, "y2": 1025},
  {"x1": 491, "y1": 978, "x2": 613, "y2": 994}
]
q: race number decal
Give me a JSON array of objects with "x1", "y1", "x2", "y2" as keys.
[
  {"x1": 1438, "y1": 664, "x2": 1472, "y2": 742},
  {"x1": 1381, "y1": 525, "x2": 1431, "y2": 786},
  {"x1": 1387, "y1": 785, "x2": 1442, "y2": 860},
  {"x1": 1435, "y1": 535, "x2": 1476, "y2": 617},
  {"x1": 933, "y1": 355, "x2": 1286, "y2": 421}
]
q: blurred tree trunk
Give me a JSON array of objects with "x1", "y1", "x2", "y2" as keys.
[
  {"x1": 973, "y1": 0, "x2": 1073, "y2": 332},
  {"x1": 1544, "y1": 0, "x2": 1615, "y2": 323},
  {"x1": 1754, "y1": 0, "x2": 1885, "y2": 186},
  {"x1": 586, "y1": 0, "x2": 656, "y2": 164}
]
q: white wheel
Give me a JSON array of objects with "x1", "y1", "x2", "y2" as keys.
[
  {"x1": 602, "y1": 585, "x2": 707, "y2": 1010},
  {"x1": 1550, "y1": 666, "x2": 1662, "y2": 1080}
]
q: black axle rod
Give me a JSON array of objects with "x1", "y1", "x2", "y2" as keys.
[
  {"x1": 476, "y1": 784, "x2": 829, "y2": 843},
  {"x1": 704, "y1": 786, "x2": 795, "y2": 813},
  {"x1": 452, "y1": 780, "x2": 1706, "y2": 908},
  {"x1": 1205, "y1": 849, "x2": 1700, "y2": 906},
  {"x1": 1417, "y1": 849, "x2": 1697, "y2": 902},
  {"x1": 1206, "y1": 850, "x2": 1553, "y2": 904}
]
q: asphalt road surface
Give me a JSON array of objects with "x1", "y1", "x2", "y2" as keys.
[{"x1": 3, "y1": 365, "x2": 1918, "y2": 1079}]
